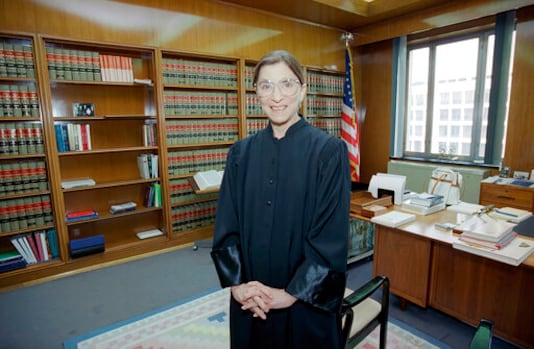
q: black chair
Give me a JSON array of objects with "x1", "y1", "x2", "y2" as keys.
[
  {"x1": 470, "y1": 319, "x2": 494, "y2": 349},
  {"x1": 341, "y1": 275, "x2": 389, "y2": 349}
]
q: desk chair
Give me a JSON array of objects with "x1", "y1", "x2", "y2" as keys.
[
  {"x1": 341, "y1": 275, "x2": 389, "y2": 349},
  {"x1": 470, "y1": 319, "x2": 494, "y2": 349}
]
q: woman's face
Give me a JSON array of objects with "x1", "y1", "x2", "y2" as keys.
[{"x1": 256, "y1": 62, "x2": 306, "y2": 128}]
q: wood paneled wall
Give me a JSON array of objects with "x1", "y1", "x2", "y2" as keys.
[
  {"x1": 1, "y1": 0, "x2": 532, "y2": 183},
  {"x1": 0, "y1": 0, "x2": 345, "y2": 68},
  {"x1": 504, "y1": 6, "x2": 534, "y2": 175}
]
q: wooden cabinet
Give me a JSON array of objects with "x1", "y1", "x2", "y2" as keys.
[
  {"x1": 429, "y1": 241, "x2": 534, "y2": 348},
  {"x1": 373, "y1": 224, "x2": 432, "y2": 307},
  {"x1": 479, "y1": 182, "x2": 534, "y2": 212}
]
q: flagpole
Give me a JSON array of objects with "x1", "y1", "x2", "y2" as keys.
[{"x1": 340, "y1": 32, "x2": 360, "y2": 182}]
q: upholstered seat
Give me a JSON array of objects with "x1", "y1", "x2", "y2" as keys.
[{"x1": 341, "y1": 275, "x2": 389, "y2": 349}]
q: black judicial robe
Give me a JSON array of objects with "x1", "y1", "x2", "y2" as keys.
[{"x1": 211, "y1": 117, "x2": 351, "y2": 349}]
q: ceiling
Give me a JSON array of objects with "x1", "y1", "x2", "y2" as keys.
[{"x1": 213, "y1": 0, "x2": 458, "y2": 31}]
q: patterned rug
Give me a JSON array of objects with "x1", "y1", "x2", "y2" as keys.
[{"x1": 64, "y1": 287, "x2": 451, "y2": 349}]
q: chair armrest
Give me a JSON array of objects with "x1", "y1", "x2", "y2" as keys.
[
  {"x1": 341, "y1": 275, "x2": 389, "y2": 313},
  {"x1": 470, "y1": 319, "x2": 494, "y2": 349}
]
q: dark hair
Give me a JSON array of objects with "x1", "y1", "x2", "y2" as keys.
[{"x1": 253, "y1": 50, "x2": 305, "y2": 85}]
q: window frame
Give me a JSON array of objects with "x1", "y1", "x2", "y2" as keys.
[{"x1": 391, "y1": 12, "x2": 516, "y2": 167}]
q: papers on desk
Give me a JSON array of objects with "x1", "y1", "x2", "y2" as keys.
[
  {"x1": 453, "y1": 236, "x2": 534, "y2": 266},
  {"x1": 454, "y1": 215, "x2": 515, "y2": 242},
  {"x1": 371, "y1": 210, "x2": 416, "y2": 228},
  {"x1": 446, "y1": 201, "x2": 485, "y2": 215}
]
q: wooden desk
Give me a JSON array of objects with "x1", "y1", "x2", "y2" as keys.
[{"x1": 372, "y1": 209, "x2": 534, "y2": 348}]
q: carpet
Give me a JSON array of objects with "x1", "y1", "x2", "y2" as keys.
[{"x1": 64, "y1": 287, "x2": 451, "y2": 349}]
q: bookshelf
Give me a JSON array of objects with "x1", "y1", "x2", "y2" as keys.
[
  {"x1": 39, "y1": 36, "x2": 166, "y2": 258},
  {"x1": 159, "y1": 50, "x2": 240, "y2": 237},
  {"x1": 305, "y1": 67, "x2": 344, "y2": 138},
  {"x1": 0, "y1": 33, "x2": 60, "y2": 274},
  {"x1": 0, "y1": 34, "x2": 348, "y2": 287}
]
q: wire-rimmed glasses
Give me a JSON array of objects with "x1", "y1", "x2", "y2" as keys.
[{"x1": 255, "y1": 78, "x2": 301, "y2": 97}]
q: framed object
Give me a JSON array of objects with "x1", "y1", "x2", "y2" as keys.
[{"x1": 73, "y1": 102, "x2": 95, "y2": 117}]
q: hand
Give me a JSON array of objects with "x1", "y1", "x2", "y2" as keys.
[
  {"x1": 236, "y1": 281, "x2": 298, "y2": 319},
  {"x1": 231, "y1": 282, "x2": 272, "y2": 319}
]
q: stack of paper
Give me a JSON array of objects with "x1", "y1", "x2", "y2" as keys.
[
  {"x1": 453, "y1": 236, "x2": 534, "y2": 266},
  {"x1": 454, "y1": 215, "x2": 516, "y2": 250},
  {"x1": 371, "y1": 210, "x2": 416, "y2": 228},
  {"x1": 489, "y1": 207, "x2": 532, "y2": 223}
]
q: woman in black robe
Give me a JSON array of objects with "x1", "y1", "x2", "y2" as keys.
[{"x1": 211, "y1": 50, "x2": 351, "y2": 349}]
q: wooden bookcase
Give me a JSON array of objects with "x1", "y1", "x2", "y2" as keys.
[
  {"x1": 38, "y1": 36, "x2": 167, "y2": 260},
  {"x1": 305, "y1": 67, "x2": 344, "y2": 138},
  {"x1": 158, "y1": 50, "x2": 240, "y2": 238},
  {"x1": 0, "y1": 33, "x2": 347, "y2": 288},
  {"x1": 0, "y1": 33, "x2": 61, "y2": 275}
]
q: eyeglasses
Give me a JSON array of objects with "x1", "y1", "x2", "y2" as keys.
[{"x1": 255, "y1": 78, "x2": 301, "y2": 97}]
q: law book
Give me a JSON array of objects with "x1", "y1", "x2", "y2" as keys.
[
  {"x1": 454, "y1": 215, "x2": 515, "y2": 242},
  {"x1": 453, "y1": 236, "x2": 534, "y2": 267},
  {"x1": 192, "y1": 170, "x2": 223, "y2": 191},
  {"x1": 370, "y1": 210, "x2": 416, "y2": 228}
]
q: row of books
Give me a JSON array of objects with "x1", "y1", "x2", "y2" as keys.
[
  {"x1": 401, "y1": 192, "x2": 446, "y2": 216},
  {"x1": 306, "y1": 72, "x2": 344, "y2": 95},
  {"x1": 246, "y1": 119, "x2": 269, "y2": 136},
  {"x1": 7, "y1": 229, "x2": 59, "y2": 268},
  {"x1": 306, "y1": 95, "x2": 343, "y2": 117},
  {"x1": 307, "y1": 117, "x2": 342, "y2": 138},
  {"x1": 142, "y1": 120, "x2": 157, "y2": 147},
  {"x1": 54, "y1": 123, "x2": 92, "y2": 152},
  {"x1": 161, "y1": 58, "x2": 238, "y2": 88},
  {"x1": 0, "y1": 84, "x2": 40, "y2": 117},
  {"x1": 143, "y1": 182, "x2": 162, "y2": 208},
  {"x1": 137, "y1": 153, "x2": 159, "y2": 179},
  {"x1": 167, "y1": 148, "x2": 228, "y2": 176},
  {"x1": 165, "y1": 119, "x2": 239, "y2": 145},
  {"x1": 244, "y1": 65, "x2": 255, "y2": 89},
  {"x1": 171, "y1": 200, "x2": 217, "y2": 233},
  {"x1": 0, "y1": 194, "x2": 54, "y2": 233},
  {"x1": 0, "y1": 160, "x2": 48, "y2": 196},
  {"x1": 99, "y1": 54, "x2": 134, "y2": 83},
  {"x1": 163, "y1": 91, "x2": 238, "y2": 116},
  {"x1": 46, "y1": 47, "x2": 101, "y2": 81},
  {"x1": 244, "y1": 93, "x2": 262, "y2": 115},
  {"x1": 0, "y1": 122, "x2": 44, "y2": 155},
  {"x1": 0, "y1": 42, "x2": 35, "y2": 79},
  {"x1": 169, "y1": 178, "x2": 218, "y2": 205}
]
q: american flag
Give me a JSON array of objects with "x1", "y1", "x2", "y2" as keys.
[{"x1": 341, "y1": 44, "x2": 360, "y2": 182}]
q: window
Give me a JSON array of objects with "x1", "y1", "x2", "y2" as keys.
[{"x1": 393, "y1": 13, "x2": 516, "y2": 166}]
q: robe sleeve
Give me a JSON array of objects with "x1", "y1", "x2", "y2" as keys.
[
  {"x1": 210, "y1": 142, "x2": 245, "y2": 287},
  {"x1": 286, "y1": 138, "x2": 351, "y2": 313}
]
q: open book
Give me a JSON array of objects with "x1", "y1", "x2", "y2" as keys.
[{"x1": 192, "y1": 170, "x2": 224, "y2": 191}]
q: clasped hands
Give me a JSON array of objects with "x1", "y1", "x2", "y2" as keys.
[{"x1": 231, "y1": 281, "x2": 297, "y2": 320}]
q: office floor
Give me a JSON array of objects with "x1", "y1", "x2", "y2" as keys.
[{"x1": 0, "y1": 246, "x2": 522, "y2": 349}]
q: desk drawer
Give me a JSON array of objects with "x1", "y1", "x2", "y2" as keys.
[{"x1": 479, "y1": 183, "x2": 534, "y2": 211}]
